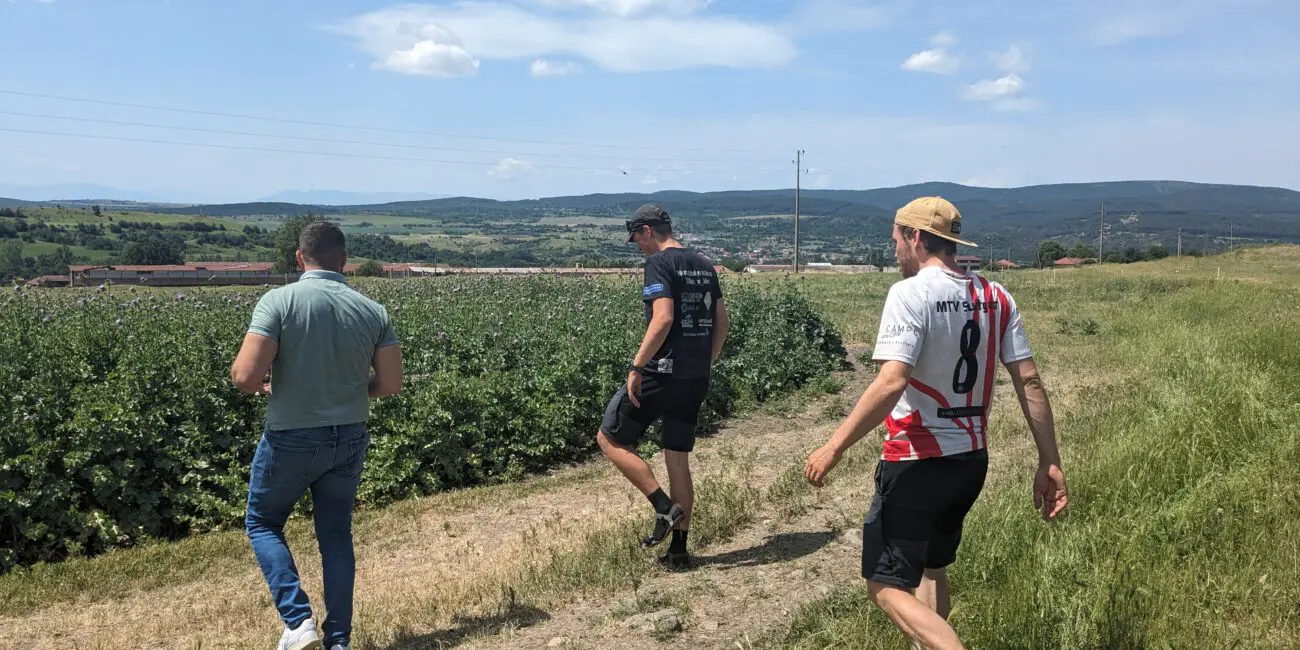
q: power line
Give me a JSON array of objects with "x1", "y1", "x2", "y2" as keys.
[
  {"x1": 0, "y1": 109, "x2": 776, "y2": 165},
  {"x1": 0, "y1": 126, "x2": 790, "y2": 174},
  {"x1": 0, "y1": 89, "x2": 787, "y2": 154},
  {"x1": 0, "y1": 126, "x2": 606, "y2": 171}
]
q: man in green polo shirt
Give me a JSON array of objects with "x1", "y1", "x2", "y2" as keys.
[{"x1": 231, "y1": 221, "x2": 403, "y2": 650}]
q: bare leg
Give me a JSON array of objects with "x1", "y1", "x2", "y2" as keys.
[
  {"x1": 868, "y1": 581, "x2": 965, "y2": 650},
  {"x1": 917, "y1": 568, "x2": 950, "y2": 617},
  {"x1": 663, "y1": 450, "x2": 693, "y2": 530},
  {"x1": 597, "y1": 430, "x2": 661, "y2": 496},
  {"x1": 911, "y1": 569, "x2": 951, "y2": 649}
]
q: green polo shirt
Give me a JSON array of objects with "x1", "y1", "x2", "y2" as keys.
[{"x1": 247, "y1": 269, "x2": 399, "y2": 431}]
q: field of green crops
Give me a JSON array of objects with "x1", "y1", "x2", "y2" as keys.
[{"x1": 0, "y1": 274, "x2": 846, "y2": 573}]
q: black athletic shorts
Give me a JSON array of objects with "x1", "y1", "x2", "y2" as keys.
[
  {"x1": 861, "y1": 449, "x2": 989, "y2": 589},
  {"x1": 599, "y1": 373, "x2": 709, "y2": 453}
]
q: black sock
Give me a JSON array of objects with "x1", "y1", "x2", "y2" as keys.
[
  {"x1": 670, "y1": 529, "x2": 688, "y2": 553},
  {"x1": 648, "y1": 488, "x2": 673, "y2": 515}
]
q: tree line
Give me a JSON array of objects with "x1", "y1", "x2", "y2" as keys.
[{"x1": 1033, "y1": 240, "x2": 1176, "y2": 268}]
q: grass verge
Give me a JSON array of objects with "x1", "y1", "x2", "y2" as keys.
[
  {"x1": 758, "y1": 266, "x2": 1300, "y2": 649},
  {"x1": 0, "y1": 464, "x2": 607, "y2": 616}
]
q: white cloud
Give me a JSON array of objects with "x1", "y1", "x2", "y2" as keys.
[
  {"x1": 902, "y1": 31, "x2": 959, "y2": 74},
  {"x1": 641, "y1": 174, "x2": 660, "y2": 185},
  {"x1": 530, "y1": 0, "x2": 709, "y2": 17},
  {"x1": 963, "y1": 73, "x2": 1043, "y2": 111},
  {"x1": 335, "y1": 3, "x2": 799, "y2": 75},
  {"x1": 902, "y1": 48, "x2": 959, "y2": 74},
  {"x1": 374, "y1": 22, "x2": 479, "y2": 77},
  {"x1": 488, "y1": 157, "x2": 532, "y2": 179},
  {"x1": 531, "y1": 58, "x2": 583, "y2": 76},
  {"x1": 964, "y1": 74, "x2": 1024, "y2": 101},
  {"x1": 992, "y1": 46, "x2": 1027, "y2": 73},
  {"x1": 960, "y1": 48, "x2": 1037, "y2": 110}
]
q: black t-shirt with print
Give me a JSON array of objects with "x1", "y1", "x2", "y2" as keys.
[{"x1": 641, "y1": 247, "x2": 723, "y2": 379}]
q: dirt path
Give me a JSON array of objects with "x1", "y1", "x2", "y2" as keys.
[
  {"x1": 0, "y1": 353, "x2": 875, "y2": 650},
  {"x1": 455, "y1": 373, "x2": 1044, "y2": 650},
  {"x1": 460, "y1": 461, "x2": 880, "y2": 650}
]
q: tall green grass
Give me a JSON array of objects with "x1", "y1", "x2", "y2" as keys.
[{"x1": 763, "y1": 270, "x2": 1300, "y2": 649}]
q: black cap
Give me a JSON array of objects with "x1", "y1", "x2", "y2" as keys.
[{"x1": 625, "y1": 203, "x2": 672, "y2": 242}]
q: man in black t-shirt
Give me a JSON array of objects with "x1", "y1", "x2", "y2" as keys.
[{"x1": 597, "y1": 203, "x2": 729, "y2": 568}]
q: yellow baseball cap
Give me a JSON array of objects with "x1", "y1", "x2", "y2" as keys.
[{"x1": 894, "y1": 196, "x2": 977, "y2": 248}]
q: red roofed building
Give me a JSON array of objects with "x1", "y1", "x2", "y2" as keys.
[
  {"x1": 1054, "y1": 257, "x2": 1097, "y2": 267},
  {"x1": 24, "y1": 274, "x2": 72, "y2": 287}
]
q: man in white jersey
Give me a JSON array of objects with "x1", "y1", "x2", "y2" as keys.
[{"x1": 804, "y1": 196, "x2": 1068, "y2": 650}]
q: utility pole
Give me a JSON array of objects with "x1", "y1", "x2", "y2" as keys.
[
  {"x1": 793, "y1": 149, "x2": 805, "y2": 274},
  {"x1": 1099, "y1": 201, "x2": 1106, "y2": 264}
]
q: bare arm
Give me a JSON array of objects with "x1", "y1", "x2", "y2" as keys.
[
  {"x1": 805, "y1": 360, "x2": 912, "y2": 486},
  {"x1": 369, "y1": 343, "x2": 404, "y2": 398},
  {"x1": 231, "y1": 332, "x2": 278, "y2": 395},
  {"x1": 1005, "y1": 357, "x2": 1061, "y2": 466},
  {"x1": 1005, "y1": 357, "x2": 1068, "y2": 520},
  {"x1": 710, "y1": 297, "x2": 729, "y2": 364},
  {"x1": 624, "y1": 297, "x2": 674, "y2": 408},
  {"x1": 632, "y1": 297, "x2": 674, "y2": 368}
]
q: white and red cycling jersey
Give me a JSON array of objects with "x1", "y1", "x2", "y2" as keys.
[{"x1": 871, "y1": 266, "x2": 1033, "y2": 462}]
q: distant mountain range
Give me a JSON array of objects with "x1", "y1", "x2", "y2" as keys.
[
  {"x1": 0, "y1": 183, "x2": 220, "y2": 205},
  {"x1": 5, "y1": 180, "x2": 1300, "y2": 250},
  {"x1": 257, "y1": 190, "x2": 454, "y2": 205}
]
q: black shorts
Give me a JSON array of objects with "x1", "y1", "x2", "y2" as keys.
[
  {"x1": 861, "y1": 449, "x2": 989, "y2": 589},
  {"x1": 599, "y1": 373, "x2": 709, "y2": 453}
]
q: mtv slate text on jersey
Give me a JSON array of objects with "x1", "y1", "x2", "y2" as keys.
[{"x1": 935, "y1": 299, "x2": 1001, "y2": 314}]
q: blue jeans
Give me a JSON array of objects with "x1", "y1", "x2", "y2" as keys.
[{"x1": 245, "y1": 422, "x2": 370, "y2": 648}]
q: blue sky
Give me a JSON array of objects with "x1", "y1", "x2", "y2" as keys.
[{"x1": 1, "y1": 0, "x2": 1297, "y2": 202}]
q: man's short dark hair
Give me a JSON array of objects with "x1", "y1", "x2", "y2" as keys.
[
  {"x1": 898, "y1": 225, "x2": 958, "y2": 256},
  {"x1": 626, "y1": 203, "x2": 674, "y2": 241},
  {"x1": 299, "y1": 221, "x2": 347, "y2": 270}
]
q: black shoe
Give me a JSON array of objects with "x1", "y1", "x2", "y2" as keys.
[
  {"x1": 641, "y1": 504, "x2": 685, "y2": 549},
  {"x1": 657, "y1": 549, "x2": 692, "y2": 571}
]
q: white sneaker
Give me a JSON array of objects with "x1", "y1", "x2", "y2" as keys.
[{"x1": 277, "y1": 618, "x2": 322, "y2": 650}]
